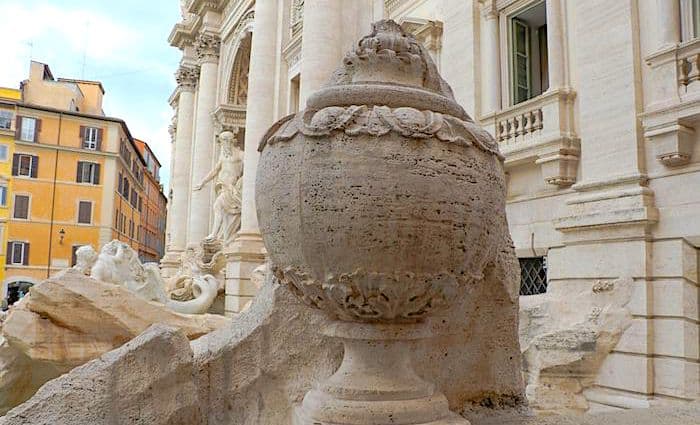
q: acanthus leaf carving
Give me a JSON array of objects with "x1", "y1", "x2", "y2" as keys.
[{"x1": 259, "y1": 105, "x2": 503, "y2": 160}]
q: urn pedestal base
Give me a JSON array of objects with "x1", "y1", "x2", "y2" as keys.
[{"x1": 294, "y1": 322, "x2": 469, "y2": 425}]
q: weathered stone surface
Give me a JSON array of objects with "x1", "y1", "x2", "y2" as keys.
[
  {"x1": 519, "y1": 278, "x2": 634, "y2": 413},
  {"x1": 470, "y1": 402, "x2": 700, "y2": 425},
  {"x1": 190, "y1": 272, "x2": 342, "y2": 425},
  {"x1": 0, "y1": 325, "x2": 204, "y2": 425},
  {"x1": 0, "y1": 269, "x2": 228, "y2": 414}
]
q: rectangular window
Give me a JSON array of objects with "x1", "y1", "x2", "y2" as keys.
[
  {"x1": 0, "y1": 144, "x2": 8, "y2": 161},
  {"x1": 519, "y1": 257, "x2": 548, "y2": 295},
  {"x1": 13, "y1": 195, "x2": 29, "y2": 219},
  {"x1": 76, "y1": 161, "x2": 100, "y2": 185},
  {"x1": 0, "y1": 185, "x2": 7, "y2": 207},
  {"x1": 0, "y1": 111, "x2": 12, "y2": 130},
  {"x1": 19, "y1": 117, "x2": 37, "y2": 142},
  {"x1": 509, "y1": 1, "x2": 548, "y2": 105},
  {"x1": 78, "y1": 201, "x2": 92, "y2": 224},
  {"x1": 82, "y1": 127, "x2": 100, "y2": 150},
  {"x1": 12, "y1": 154, "x2": 38, "y2": 178},
  {"x1": 7, "y1": 241, "x2": 29, "y2": 266}
]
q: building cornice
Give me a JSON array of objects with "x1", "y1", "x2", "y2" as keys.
[
  {"x1": 169, "y1": 16, "x2": 200, "y2": 49},
  {"x1": 186, "y1": 0, "x2": 225, "y2": 15}
]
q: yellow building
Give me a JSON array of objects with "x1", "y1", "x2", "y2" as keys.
[
  {"x1": 0, "y1": 88, "x2": 21, "y2": 304},
  {"x1": 2, "y1": 62, "x2": 165, "y2": 306}
]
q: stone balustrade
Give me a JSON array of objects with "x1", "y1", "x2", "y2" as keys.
[
  {"x1": 481, "y1": 88, "x2": 579, "y2": 187},
  {"x1": 496, "y1": 105, "x2": 544, "y2": 146},
  {"x1": 677, "y1": 43, "x2": 700, "y2": 88}
]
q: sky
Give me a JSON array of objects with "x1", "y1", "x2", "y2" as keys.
[{"x1": 0, "y1": 0, "x2": 181, "y2": 190}]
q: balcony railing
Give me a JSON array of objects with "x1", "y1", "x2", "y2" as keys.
[
  {"x1": 482, "y1": 88, "x2": 579, "y2": 187},
  {"x1": 496, "y1": 105, "x2": 543, "y2": 146},
  {"x1": 643, "y1": 38, "x2": 700, "y2": 167}
]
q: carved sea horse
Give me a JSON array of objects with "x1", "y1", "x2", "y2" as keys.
[{"x1": 76, "y1": 242, "x2": 220, "y2": 315}]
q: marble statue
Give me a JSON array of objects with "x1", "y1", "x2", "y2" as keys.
[
  {"x1": 165, "y1": 239, "x2": 226, "y2": 304},
  {"x1": 77, "y1": 240, "x2": 219, "y2": 315},
  {"x1": 193, "y1": 130, "x2": 243, "y2": 245}
]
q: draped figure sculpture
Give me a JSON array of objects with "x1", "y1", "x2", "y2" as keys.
[{"x1": 193, "y1": 130, "x2": 243, "y2": 246}]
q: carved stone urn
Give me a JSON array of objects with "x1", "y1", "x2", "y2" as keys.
[{"x1": 256, "y1": 20, "x2": 507, "y2": 425}]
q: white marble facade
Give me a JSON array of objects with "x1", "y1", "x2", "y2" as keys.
[{"x1": 165, "y1": 0, "x2": 700, "y2": 410}]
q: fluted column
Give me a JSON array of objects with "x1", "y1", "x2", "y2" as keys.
[
  {"x1": 299, "y1": 0, "x2": 344, "y2": 105},
  {"x1": 161, "y1": 65, "x2": 199, "y2": 276},
  {"x1": 657, "y1": 0, "x2": 681, "y2": 49},
  {"x1": 482, "y1": 6, "x2": 501, "y2": 114},
  {"x1": 171, "y1": 65, "x2": 198, "y2": 252},
  {"x1": 546, "y1": 0, "x2": 566, "y2": 90},
  {"x1": 187, "y1": 33, "x2": 221, "y2": 246},
  {"x1": 225, "y1": 0, "x2": 280, "y2": 315}
]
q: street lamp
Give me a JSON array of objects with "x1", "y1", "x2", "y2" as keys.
[{"x1": 58, "y1": 228, "x2": 66, "y2": 244}]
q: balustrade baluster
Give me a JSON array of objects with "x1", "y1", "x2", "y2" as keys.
[
  {"x1": 679, "y1": 58, "x2": 690, "y2": 86},
  {"x1": 687, "y1": 54, "x2": 700, "y2": 84}
]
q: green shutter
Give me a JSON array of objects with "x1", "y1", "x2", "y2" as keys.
[{"x1": 511, "y1": 18, "x2": 531, "y2": 104}]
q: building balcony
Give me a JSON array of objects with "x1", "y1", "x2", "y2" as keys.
[
  {"x1": 643, "y1": 38, "x2": 700, "y2": 167},
  {"x1": 482, "y1": 88, "x2": 579, "y2": 187}
]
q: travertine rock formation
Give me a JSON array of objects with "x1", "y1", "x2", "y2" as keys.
[
  {"x1": 519, "y1": 278, "x2": 634, "y2": 413},
  {"x1": 0, "y1": 325, "x2": 204, "y2": 425},
  {"x1": 0, "y1": 269, "x2": 228, "y2": 414}
]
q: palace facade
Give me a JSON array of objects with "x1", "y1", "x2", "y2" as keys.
[{"x1": 165, "y1": 0, "x2": 700, "y2": 410}]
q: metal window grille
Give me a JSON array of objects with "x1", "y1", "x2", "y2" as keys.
[{"x1": 519, "y1": 257, "x2": 547, "y2": 296}]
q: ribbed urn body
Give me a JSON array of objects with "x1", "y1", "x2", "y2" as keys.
[{"x1": 255, "y1": 21, "x2": 506, "y2": 324}]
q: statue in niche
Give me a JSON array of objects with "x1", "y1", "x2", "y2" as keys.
[{"x1": 193, "y1": 130, "x2": 243, "y2": 246}]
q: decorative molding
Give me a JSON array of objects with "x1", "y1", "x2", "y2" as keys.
[
  {"x1": 260, "y1": 105, "x2": 503, "y2": 159},
  {"x1": 400, "y1": 18, "x2": 443, "y2": 53},
  {"x1": 232, "y1": 8, "x2": 255, "y2": 42},
  {"x1": 186, "y1": 0, "x2": 224, "y2": 15},
  {"x1": 645, "y1": 122, "x2": 695, "y2": 167},
  {"x1": 194, "y1": 32, "x2": 221, "y2": 63},
  {"x1": 213, "y1": 103, "x2": 247, "y2": 134},
  {"x1": 274, "y1": 266, "x2": 469, "y2": 323},
  {"x1": 385, "y1": 0, "x2": 407, "y2": 15},
  {"x1": 291, "y1": 0, "x2": 304, "y2": 37}
]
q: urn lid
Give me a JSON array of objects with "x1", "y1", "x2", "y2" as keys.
[{"x1": 307, "y1": 20, "x2": 470, "y2": 121}]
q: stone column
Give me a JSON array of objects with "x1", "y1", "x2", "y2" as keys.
[
  {"x1": 161, "y1": 65, "x2": 199, "y2": 276},
  {"x1": 657, "y1": 0, "x2": 681, "y2": 49},
  {"x1": 225, "y1": 0, "x2": 279, "y2": 315},
  {"x1": 482, "y1": 6, "x2": 501, "y2": 114},
  {"x1": 187, "y1": 33, "x2": 221, "y2": 246},
  {"x1": 299, "y1": 0, "x2": 344, "y2": 105},
  {"x1": 545, "y1": 0, "x2": 566, "y2": 90}
]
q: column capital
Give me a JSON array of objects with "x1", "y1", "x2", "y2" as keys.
[
  {"x1": 175, "y1": 64, "x2": 200, "y2": 91},
  {"x1": 194, "y1": 32, "x2": 221, "y2": 64},
  {"x1": 168, "y1": 115, "x2": 177, "y2": 143},
  {"x1": 480, "y1": 0, "x2": 498, "y2": 19}
]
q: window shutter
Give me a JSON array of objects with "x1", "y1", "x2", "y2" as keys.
[
  {"x1": 14, "y1": 116, "x2": 22, "y2": 140},
  {"x1": 5, "y1": 242, "x2": 10, "y2": 265},
  {"x1": 23, "y1": 243, "x2": 29, "y2": 266},
  {"x1": 76, "y1": 162, "x2": 83, "y2": 183},
  {"x1": 511, "y1": 18, "x2": 531, "y2": 104},
  {"x1": 94, "y1": 163, "x2": 101, "y2": 185},
  {"x1": 96, "y1": 129, "x2": 103, "y2": 151},
  {"x1": 30, "y1": 155, "x2": 39, "y2": 178},
  {"x1": 11, "y1": 154, "x2": 19, "y2": 176},
  {"x1": 33, "y1": 119, "x2": 41, "y2": 142},
  {"x1": 79, "y1": 126, "x2": 86, "y2": 148}
]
